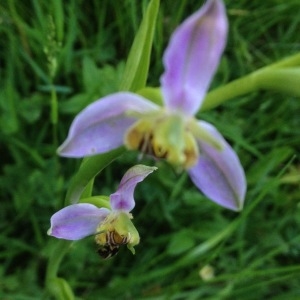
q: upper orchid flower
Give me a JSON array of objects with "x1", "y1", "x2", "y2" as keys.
[
  {"x1": 57, "y1": 0, "x2": 246, "y2": 211},
  {"x1": 48, "y1": 165, "x2": 157, "y2": 257}
]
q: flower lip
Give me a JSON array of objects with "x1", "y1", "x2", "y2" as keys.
[{"x1": 95, "y1": 211, "x2": 140, "y2": 255}]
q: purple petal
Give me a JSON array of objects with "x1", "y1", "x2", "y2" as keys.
[
  {"x1": 188, "y1": 121, "x2": 246, "y2": 211},
  {"x1": 58, "y1": 92, "x2": 158, "y2": 157},
  {"x1": 110, "y1": 165, "x2": 157, "y2": 212},
  {"x1": 161, "y1": 0, "x2": 228, "y2": 116},
  {"x1": 48, "y1": 204, "x2": 110, "y2": 240}
]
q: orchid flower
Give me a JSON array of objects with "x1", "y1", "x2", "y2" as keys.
[
  {"x1": 57, "y1": 0, "x2": 246, "y2": 211},
  {"x1": 48, "y1": 165, "x2": 157, "y2": 255}
]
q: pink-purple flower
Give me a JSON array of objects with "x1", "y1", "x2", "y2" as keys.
[
  {"x1": 57, "y1": 0, "x2": 246, "y2": 211},
  {"x1": 48, "y1": 165, "x2": 157, "y2": 254}
]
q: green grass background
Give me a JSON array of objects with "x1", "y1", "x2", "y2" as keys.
[{"x1": 1, "y1": 0, "x2": 300, "y2": 299}]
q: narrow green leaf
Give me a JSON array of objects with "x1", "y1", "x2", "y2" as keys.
[
  {"x1": 137, "y1": 87, "x2": 163, "y2": 106},
  {"x1": 82, "y1": 56, "x2": 100, "y2": 91},
  {"x1": 80, "y1": 178, "x2": 95, "y2": 199},
  {"x1": 119, "y1": 0, "x2": 160, "y2": 92},
  {"x1": 47, "y1": 277, "x2": 75, "y2": 300},
  {"x1": 21, "y1": 50, "x2": 51, "y2": 84},
  {"x1": 64, "y1": 147, "x2": 125, "y2": 205},
  {"x1": 52, "y1": 0, "x2": 64, "y2": 43},
  {"x1": 247, "y1": 147, "x2": 294, "y2": 185},
  {"x1": 79, "y1": 196, "x2": 110, "y2": 209}
]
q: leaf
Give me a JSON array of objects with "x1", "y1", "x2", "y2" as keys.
[
  {"x1": 119, "y1": 0, "x2": 160, "y2": 92},
  {"x1": 64, "y1": 147, "x2": 125, "y2": 204},
  {"x1": 137, "y1": 87, "x2": 163, "y2": 106},
  {"x1": 0, "y1": 84, "x2": 19, "y2": 135},
  {"x1": 247, "y1": 146, "x2": 294, "y2": 186},
  {"x1": 167, "y1": 229, "x2": 196, "y2": 256},
  {"x1": 82, "y1": 56, "x2": 101, "y2": 91},
  {"x1": 47, "y1": 277, "x2": 75, "y2": 300}
]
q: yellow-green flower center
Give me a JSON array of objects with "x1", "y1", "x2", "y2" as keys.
[
  {"x1": 125, "y1": 112, "x2": 199, "y2": 169},
  {"x1": 95, "y1": 212, "x2": 140, "y2": 254}
]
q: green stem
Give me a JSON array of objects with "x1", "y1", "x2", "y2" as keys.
[
  {"x1": 201, "y1": 72, "x2": 257, "y2": 111},
  {"x1": 45, "y1": 240, "x2": 75, "y2": 300},
  {"x1": 46, "y1": 240, "x2": 72, "y2": 280},
  {"x1": 201, "y1": 51, "x2": 300, "y2": 111},
  {"x1": 45, "y1": 147, "x2": 125, "y2": 299}
]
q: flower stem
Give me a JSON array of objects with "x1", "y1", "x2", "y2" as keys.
[
  {"x1": 45, "y1": 240, "x2": 75, "y2": 300},
  {"x1": 201, "y1": 51, "x2": 300, "y2": 111},
  {"x1": 45, "y1": 147, "x2": 125, "y2": 299},
  {"x1": 201, "y1": 71, "x2": 257, "y2": 111}
]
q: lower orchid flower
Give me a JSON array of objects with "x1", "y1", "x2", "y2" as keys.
[
  {"x1": 48, "y1": 165, "x2": 157, "y2": 257},
  {"x1": 57, "y1": 0, "x2": 246, "y2": 211}
]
